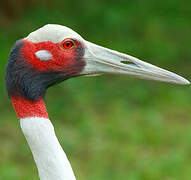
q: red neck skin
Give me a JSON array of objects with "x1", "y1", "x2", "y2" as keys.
[{"x1": 11, "y1": 96, "x2": 49, "y2": 119}]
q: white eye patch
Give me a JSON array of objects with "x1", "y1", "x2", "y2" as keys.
[{"x1": 35, "y1": 50, "x2": 52, "y2": 61}]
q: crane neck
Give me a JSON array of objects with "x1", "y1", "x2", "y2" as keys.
[
  {"x1": 10, "y1": 96, "x2": 76, "y2": 180},
  {"x1": 11, "y1": 96, "x2": 49, "y2": 119}
]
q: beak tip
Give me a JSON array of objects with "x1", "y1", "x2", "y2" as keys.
[
  {"x1": 178, "y1": 78, "x2": 190, "y2": 85},
  {"x1": 184, "y1": 80, "x2": 190, "y2": 85}
]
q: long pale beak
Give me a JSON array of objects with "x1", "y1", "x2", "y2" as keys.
[{"x1": 82, "y1": 41, "x2": 190, "y2": 85}]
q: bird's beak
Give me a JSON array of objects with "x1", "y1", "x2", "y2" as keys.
[{"x1": 82, "y1": 41, "x2": 190, "y2": 85}]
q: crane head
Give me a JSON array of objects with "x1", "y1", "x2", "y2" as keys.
[{"x1": 6, "y1": 24, "x2": 190, "y2": 101}]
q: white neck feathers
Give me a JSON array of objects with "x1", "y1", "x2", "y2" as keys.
[{"x1": 20, "y1": 117, "x2": 76, "y2": 180}]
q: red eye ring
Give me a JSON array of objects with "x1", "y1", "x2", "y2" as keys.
[{"x1": 62, "y1": 40, "x2": 74, "y2": 49}]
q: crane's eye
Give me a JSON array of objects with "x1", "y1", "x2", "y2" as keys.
[{"x1": 62, "y1": 40, "x2": 74, "y2": 49}]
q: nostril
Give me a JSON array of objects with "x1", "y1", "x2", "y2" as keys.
[{"x1": 120, "y1": 61, "x2": 140, "y2": 68}]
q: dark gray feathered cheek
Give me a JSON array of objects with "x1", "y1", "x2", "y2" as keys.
[{"x1": 5, "y1": 41, "x2": 86, "y2": 102}]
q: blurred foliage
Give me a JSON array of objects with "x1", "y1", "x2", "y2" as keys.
[{"x1": 0, "y1": 0, "x2": 191, "y2": 179}]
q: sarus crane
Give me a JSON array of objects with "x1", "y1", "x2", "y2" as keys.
[{"x1": 5, "y1": 24, "x2": 190, "y2": 180}]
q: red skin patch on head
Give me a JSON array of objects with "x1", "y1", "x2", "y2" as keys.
[
  {"x1": 21, "y1": 39, "x2": 83, "y2": 72},
  {"x1": 11, "y1": 96, "x2": 48, "y2": 119}
]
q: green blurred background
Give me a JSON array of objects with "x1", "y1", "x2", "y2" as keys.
[{"x1": 0, "y1": 0, "x2": 191, "y2": 179}]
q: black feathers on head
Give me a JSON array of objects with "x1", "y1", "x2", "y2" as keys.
[{"x1": 5, "y1": 40, "x2": 85, "y2": 102}]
